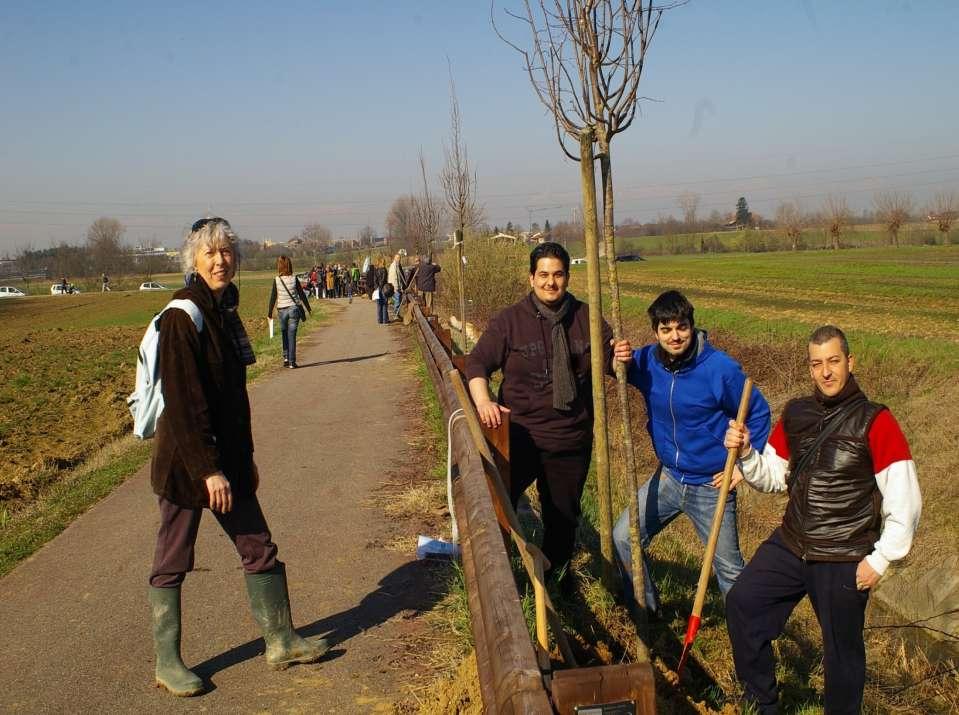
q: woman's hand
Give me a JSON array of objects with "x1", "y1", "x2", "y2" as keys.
[{"x1": 204, "y1": 472, "x2": 233, "y2": 513}]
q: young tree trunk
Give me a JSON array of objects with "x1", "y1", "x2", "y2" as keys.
[
  {"x1": 598, "y1": 142, "x2": 650, "y2": 656},
  {"x1": 579, "y1": 129, "x2": 615, "y2": 591},
  {"x1": 455, "y1": 228, "x2": 467, "y2": 348}
]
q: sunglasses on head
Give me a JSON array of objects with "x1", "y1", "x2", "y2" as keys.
[{"x1": 191, "y1": 217, "x2": 229, "y2": 232}]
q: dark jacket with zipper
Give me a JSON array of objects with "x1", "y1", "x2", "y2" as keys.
[
  {"x1": 465, "y1": 292, "x2": 612, "y2": 453},
  {"x1": 778, "y1": 379, "x2": 885, "y2": 561},
  {"x1": 415, "y1": 262, "x2": 441, "y2": 292},
  {"x1": 151, "y1": 277, "x2": 255, "y2": 508}
]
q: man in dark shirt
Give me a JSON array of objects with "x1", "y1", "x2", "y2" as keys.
[
  {"x1": 414, "y1": 255, "x2": 441, "y2": 310},
  {"x1": 465, "y1": 242, "x2": 631, "y2": 584}
]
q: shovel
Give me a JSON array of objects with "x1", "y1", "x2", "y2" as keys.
[{"x1": 677, "y1": 377, "x2": 753, "y2": 677}]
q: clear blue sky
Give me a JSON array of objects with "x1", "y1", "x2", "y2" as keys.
[{"x1": 1, "y1": 0, "x2": 957, "y2": 252}]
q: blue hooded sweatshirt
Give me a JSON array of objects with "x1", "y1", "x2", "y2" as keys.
[{"x1": 627, "y1": 330, "x2": 770, "y2": 485}]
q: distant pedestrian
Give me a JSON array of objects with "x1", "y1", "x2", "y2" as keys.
[
  {"x1": 101, "y1": 273, "x2": 111, "y2": 292},
  {"x1": 373, "y1": 257, "x2": 389, "y2": 324},
  {"x1": 268, "y1": 255, "x2": 311, "y2": 369},
  {"x1": 148, "y1": 218, "x2": 326, "y2": 698},
  {"x1": 325, "y1": 265, "x2": 335, "y2": 299},
  {"x1": 387, "y1": 253, "x2": 403, "y2": 320},
  {"x1": 415, "y1": 255, "x2": 441, "y2": 312}
]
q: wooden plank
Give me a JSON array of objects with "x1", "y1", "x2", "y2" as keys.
[{"x1": 453, "y1": 478, "x2": 499, "y2": 714}]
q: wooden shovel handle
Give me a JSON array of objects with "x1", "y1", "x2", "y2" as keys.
[{"x1": 690, "y1": 378, "x2": 753, "y2": 618}]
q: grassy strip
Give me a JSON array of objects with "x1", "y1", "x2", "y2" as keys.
[
  {"x1": 0, "y1": 301, "x2": 327, "y2": 577},
  {"x1": 0, "y1": 439, "x2": 152, "y2": 577}
]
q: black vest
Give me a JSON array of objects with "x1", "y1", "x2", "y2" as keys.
[{"x1": 779, "y1": 394, "x2": 885, "y2": 561}]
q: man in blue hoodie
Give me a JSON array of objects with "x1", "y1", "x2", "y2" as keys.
[{"x1": 613, "y1": 290, "x2": 771, "y2": 613}]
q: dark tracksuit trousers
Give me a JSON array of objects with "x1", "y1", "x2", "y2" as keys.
[
  {"x1": 149, "y1": 495, "x2": 278, "y2": 588},
  {"x1": 725, "y1": 529, "x2": 870, "y2": 715},
  {"x1": 509, "y1": 427, "x2": 592, "y2": 576}
]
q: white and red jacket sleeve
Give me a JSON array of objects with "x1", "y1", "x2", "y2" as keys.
[{"x1": 740, "y1": 410, "x2": 921, "y2": 575}]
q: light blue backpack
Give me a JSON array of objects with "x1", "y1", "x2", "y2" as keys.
[{"x1": 127, "y1": 299, "x2": 204, "y2": 439}]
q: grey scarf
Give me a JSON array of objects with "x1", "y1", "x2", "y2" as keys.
[
  {"x1": 530, "y1": 292, "x2": 576, "y2": 411},
  {"x1": 219, "y1": 283, "x2": 256, "y2": 366}
]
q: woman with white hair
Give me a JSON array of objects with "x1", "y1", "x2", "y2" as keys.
[{"x1": 147, "y1": 217, "x2": 327, "y2": 697}]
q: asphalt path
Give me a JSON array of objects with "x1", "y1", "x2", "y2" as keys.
[{"x1": 0, "y1": 299, "x2": 436, "y2": 713}]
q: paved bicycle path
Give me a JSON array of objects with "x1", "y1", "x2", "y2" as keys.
[{"x1": 0, "y1": 300, "x2": 438, "y2": 714}]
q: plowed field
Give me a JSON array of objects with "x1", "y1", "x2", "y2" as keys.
[{"x1": 0, "y1": 272, "x2": 318, "y2": 511}]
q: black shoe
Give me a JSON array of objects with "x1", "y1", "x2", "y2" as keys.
[
  {"x1": 283, "y1": 360, "x2": 289, "y2": 367},
  {"x1": 288, "y1": 363, "x2": 297, "y2": 369}
]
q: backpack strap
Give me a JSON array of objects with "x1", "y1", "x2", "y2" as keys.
[{"x1": 162, "y1": 298, "x2": 204, "y2": 332}]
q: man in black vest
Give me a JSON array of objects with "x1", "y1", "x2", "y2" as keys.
[{"x1": 722, "y1": 325, "x2": 921, "y2": 714}]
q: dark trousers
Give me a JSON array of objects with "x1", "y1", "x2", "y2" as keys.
[
  {"x1": 149, "y1": 495, "x2": 279, "y2": 588},
  {"x1": 725, "y1": 530, "x2": 869, "y2": 715},
  {"x1": 509, "y1": 428, "x2": 592, "y2": 574}
]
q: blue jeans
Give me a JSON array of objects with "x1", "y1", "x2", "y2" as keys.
[
  {"x1": 612, "y1": 465, "x2": 745, "y2": 611},
  {"x1": 393, "y1": 290, "x2": 402, "y2": 318},
  {"x1": 278, "y1": 306, "x2": 300, "y2": 364},
  {"x1": 376, "y1": 297, "x2": 388, "y2": 324}
]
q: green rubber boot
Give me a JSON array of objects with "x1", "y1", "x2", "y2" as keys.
[
  {"x1": 149, "y1": 587, "x2": 204, "y2": 697},
  {"x1": 244, "y1": 563, "x2": 329, "y2": 670}
]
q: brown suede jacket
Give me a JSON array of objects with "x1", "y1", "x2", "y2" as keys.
[{"x1": 150, "y1": 278, "x2": 255, "y2": 507}]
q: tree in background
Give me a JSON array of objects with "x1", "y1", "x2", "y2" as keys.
[
  {"x1": 823, "y1": 195, "x2": 850, "y2": 250},
  {"x1": 386, "y1": 195, "x2": 418, "y2": 252},
  {"x1": 775, "y1": 201, "x2": 804, "y2": 251},
  {"x1": 413, "y1": 150, "x2": 443, "y2": 258},
  {"x1": 299, "y1": 223, "x2": 332, "y2": 251},
  {"x1": 927, "y1": 190, "x2": 957, "y2": 245},
  {"x1": 735, "y1": 197, "x2": 752, "y2": 228},
  {"x1": 873, "y1": 191, "x2": 914, "y2": 247},
  {"x1": 358, "y1": 225, "x2": 375, "y2": 247},
  {"x1": 678, "y1": 191, "x2": 701, "y2": 231},
  {"x1": 86, "y1": 217, "x2": 125, "y2": 274},
  {"x1": 441, "y1": 69, "x2": 482, "y2": 333}
]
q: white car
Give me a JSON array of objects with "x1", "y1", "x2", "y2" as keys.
[
  {"x1": 139, "y1": 281, "x2": 170, "y2": 291},
  {"x1": 571, "y1": 257, "x2": 587, "y2": 265},
  {"x1": 0, "y1": 286, "x2": 27, "y2": 298},
  {"x1": 51, "y1": 283, "x2": 80, "y2": 295}
]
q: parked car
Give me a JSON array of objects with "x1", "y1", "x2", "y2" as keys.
[
  {"x1": 50, "y1": 283, "x2": 80, "y2": 295},
  {"x1": 615, "y1": 253, "x2": 645, "y2": 262},
  {"x1": 0, "y1": 286, "x2": 27, "y2": 298},
  {"x1": 571, "y1": 257, "x2": 587, "y2": 265},
  {"x1": 139, "y1": 281, "x2": 170, "y2": 291}
]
